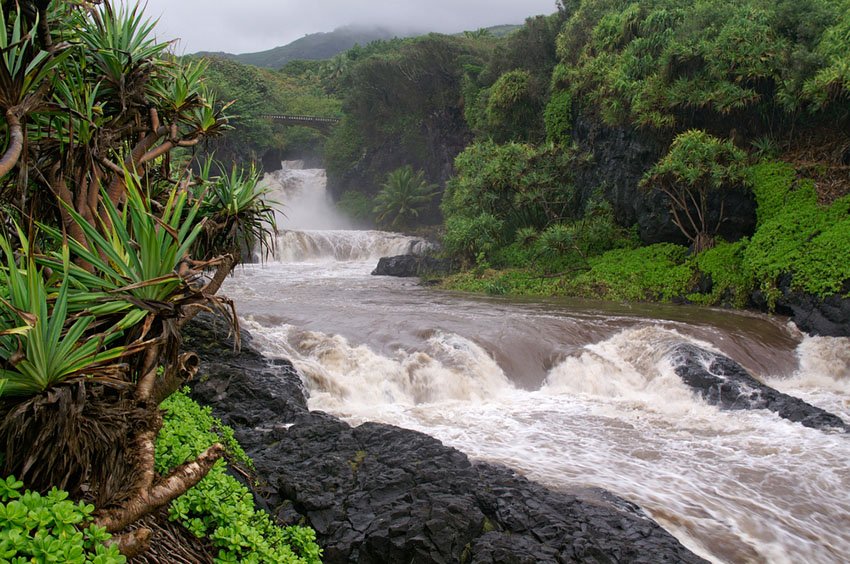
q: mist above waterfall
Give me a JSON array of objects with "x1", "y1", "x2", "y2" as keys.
[
  {"x1": 258, "y1": 161, "x2": 432, "y2": 263},
  {"x1": 261, "y1": 160, "x2": 357, "y2": 230}
]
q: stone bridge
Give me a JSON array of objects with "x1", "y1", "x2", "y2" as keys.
[{"x1": 260, "y1": 114, "x2": 341, "y2": 129}]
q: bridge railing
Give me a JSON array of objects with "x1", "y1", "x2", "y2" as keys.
[{"x1": 260, "y1": 114, "x2": 341, "y2": 124}]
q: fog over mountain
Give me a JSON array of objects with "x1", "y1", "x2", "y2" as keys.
[{"x1": 144, "y1": 0, "x2": 558, "y2": 54}]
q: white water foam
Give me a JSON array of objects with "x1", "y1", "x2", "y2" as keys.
[
  {"x1": 274, "y1": 229, "x2": 431, "y2": 262},
  {"x1": 543, "y1": 326, "x2": 720, "y2": 415},
  {"x1": 766, "y1": 335, "x2": 850, "y2": 422},
  {"x1": 238, "y1": 314, "x2": 850, "y2": 564},
  {"x1": 241, "y1": 319, "x2": 513, "y2": 411}
]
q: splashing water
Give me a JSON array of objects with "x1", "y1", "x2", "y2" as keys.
[{"x1": 224, "y1": 166, "x2": 850, "y2": 564}]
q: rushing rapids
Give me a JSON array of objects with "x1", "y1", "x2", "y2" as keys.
[{"x1": 224, "y1": 163, "x2": 850, "y2": 563}]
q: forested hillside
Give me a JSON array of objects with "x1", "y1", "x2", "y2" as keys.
[
  {"x1": 317, "y1": 0, "x2": 850, "y2": 331},
  {"x1": 202, "y1": 0, "x2": 850, "y2": 330},
  {"x1": 197, "y1": 25, "x2": 402, "y2": 68}
]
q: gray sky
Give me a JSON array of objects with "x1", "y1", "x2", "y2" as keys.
[{"x1": 143, "y1": 1, "x2": 558, "y2": 55}]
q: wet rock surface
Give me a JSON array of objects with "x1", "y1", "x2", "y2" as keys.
[
  {"x1": 572, "y1": 115, "x2": 756, "y2": 246},
  {"x1": 371, "y1": 255, "x2": 454, "y2": 277},
  {"x1": 670, "y1": 344, "x2": 849, "y2": 432},
  {"x1": 184, "y1": 314, "x2": 706, "y2": 563},
  {"x1": 772, "y1": 277, "x2": 850, "y2": 338}
]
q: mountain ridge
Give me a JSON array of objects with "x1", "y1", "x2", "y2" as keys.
[{"x1": 196, "y1": 24, "x2": 521, "y2": 68}]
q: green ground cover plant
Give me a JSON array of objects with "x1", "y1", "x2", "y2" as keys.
[
  {"x1": 0, "y1": 477, "x2": 125, "y2": 564},
  {"x1": 157, "y1": 391, "x2": 321, "y2": 564}
]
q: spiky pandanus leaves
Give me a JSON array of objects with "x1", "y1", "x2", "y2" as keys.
[
  {"x1": 0, "y1": 179, "x2": 232, "y2": 556},
  {"x1": 0, "y1": 5, "x2": 69, "y2": 179},
  {"x1": 192, "y1": 161, "x2": 277, "y2": 263},
  {"x1": 75, "y1": 1, "x2": 169, "y2": 111},
  {"x1": 0, "y1": 240, "x2": 137, "y2": 398},
  {"x1": 0, "y1": 226, "x2": 150, "y2": 503}
]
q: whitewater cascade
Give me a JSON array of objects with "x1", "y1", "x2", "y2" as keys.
[
  {"x1": 225, "y1": 164, "x2": 850, "y2": 564},
  {"x1": 260, "y1": 161, "x2": 431, "y2": 262}
]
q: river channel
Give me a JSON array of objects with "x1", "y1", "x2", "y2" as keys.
[{"x1": 222, "y1": 163, "x2": 850, "y2": 563}]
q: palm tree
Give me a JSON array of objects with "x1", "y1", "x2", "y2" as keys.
[{"x1": 373, "y1": 166, "x2": 438, "y2": 230}]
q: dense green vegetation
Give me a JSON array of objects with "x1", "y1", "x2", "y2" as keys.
[
  {"x1": 198, "y1": 57, "x2": 341, "y2": 161},
  {"x1": 182, "y1": 0, "x2": 849, "y2": 311},
  {"x1": 430, "y1": 0, "x2": 850, "y2": 308},
  {"x1": 0, "y1": 2, "x2": 316, "y2": 561},
  {"x1": 557, "y1": 0, "x2": 850, "y2": 128},
  {"x1": 443, "y1": 160, "x2": 850, "y2": 308}
]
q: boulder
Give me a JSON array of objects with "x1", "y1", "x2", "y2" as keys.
[
  {"x1": 670, "y1": 343, "x2": 849, "y2": 432},
  {"x1": 775, "y1": 277, "x2": 850, "y2": 337},
  {"x1": 372, "y1": 255, "x2": 454, "y2": 277}
]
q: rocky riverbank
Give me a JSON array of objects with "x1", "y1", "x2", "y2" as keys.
[{"x1": 183, "y1": 314, "x2": 707, "y2": 563}]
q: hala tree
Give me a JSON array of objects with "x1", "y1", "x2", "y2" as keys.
[
  {"x1": 642, "y1": 130, "x2": 748, "y2": 253},
  {"x1": 0, "y1": 1, "x2": 277, "y2": 559}
]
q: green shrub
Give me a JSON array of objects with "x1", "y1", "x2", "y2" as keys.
[
  {"x1": 538, "y1": 223, "x2": 577, "y2": 256},
  {"x1": 744, "y1": 161, "x2": 850, "y2": 297},
  {"x1": 442, "y1": 214, "x2": 505, "y2": 262},
  {"x1": 557, "y1": 0, "x2": 845, "y2": 127},
  {"x1": 490, "y1": 242, "x2": 535, "y2": 269},
  {"x1": 442, "y1": 140, "x2": 576, "y2": 245},
  {"x1": 569, "y1": 243, "x2": 693, "y2": 301},
  {"x1": 689, "y1": 240, "x2": 751, "y2": 307},
  {"x1": 0, "y1": 476, "x2": 125, "y2": 563},
  {"x1": 543, "y1": 89, "x2": 572, "y2": 145},
  {"x1": 157, "y1": 391, "x2": 321, "y2": 564},
  {"x1": 746, "y1": 161, "x2": 808, "y2": 227}
]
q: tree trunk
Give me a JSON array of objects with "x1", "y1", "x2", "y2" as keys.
[
  {"x1": 0, "y1": 109, "x2": 24, "y2": 179},
  {"x1": 692, "y1": 231, "x2": 715, "y2": 254}
]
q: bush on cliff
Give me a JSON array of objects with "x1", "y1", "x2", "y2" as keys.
[
  {"x1": 557, "y1": 0, "x2": 850, "y2": 128},
  {"x1": 641, "y1": 130, "x2": 748, "y2": 253},
  {"x1": 744, "y1": 162, "x2": 850, "y2": 298}
]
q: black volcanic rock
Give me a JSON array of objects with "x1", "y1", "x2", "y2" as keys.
[
  {"x1": 670, "y1": 344, "x2": 849, "y2": 432},
  {"x1": 371, "y1": 255, "x2": 454, "y2": 277},
  {"x1": 571, "y1": 115, "x2": 757, "y2": 246},
  {"x1": 183, "y1": 314, "x2": 707, "y2": 564},
  {"x1": 774, "y1": 277, "x2": 850, "y2": 337}
]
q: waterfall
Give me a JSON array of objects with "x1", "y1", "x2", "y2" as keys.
[{"x1": 260, "y1": 161, "x2": 431, "y2": 263}]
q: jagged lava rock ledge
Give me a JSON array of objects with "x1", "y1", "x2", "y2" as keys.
[{"x1": 183, "y1": 314, "x2": 706, "y2": 563}]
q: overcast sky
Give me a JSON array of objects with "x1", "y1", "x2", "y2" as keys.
[{"x1": 142, "y1": 0, "x2": 559, "y2": 55}]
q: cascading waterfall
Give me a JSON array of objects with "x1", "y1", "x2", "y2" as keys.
[
  {"x1": 261, "y1": 161, "x2": 431, "y2": 262},
  {"x1": 225, "y1": 164, "x2": 850, "y2": 564}
]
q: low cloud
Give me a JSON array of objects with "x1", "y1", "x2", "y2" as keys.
[{"x1": 144, "y1": 0, "x2": 558, "y2": 54}]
